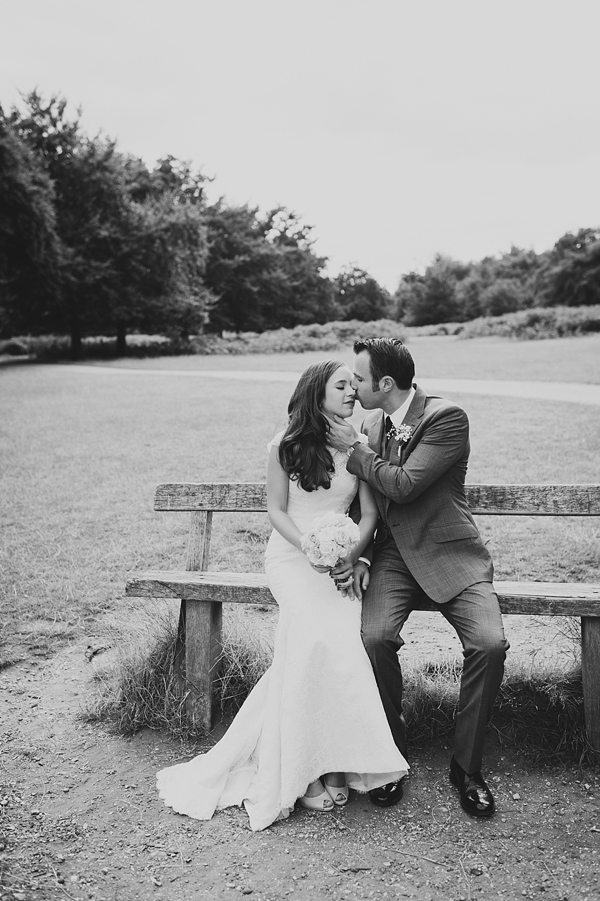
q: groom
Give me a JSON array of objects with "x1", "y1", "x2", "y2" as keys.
[{"x1": 328, "y1": 337, "x2": 509, "y2": 818}]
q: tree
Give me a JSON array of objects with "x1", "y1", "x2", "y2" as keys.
[
  {"x1": 333, "y1": 266, "x2": 392, "y2": 321},
  {"x1": 395, "y1": 255, "x2": 468, "y2": 326},
  {"x1": 479, "y1": 278, "x2": 524, "y2": 316},
  {"x1": 0, "y1": 114, "x2": 61, "y2": 336},
  {"x1": 204, "y1": 204, "x2": 335, "y2": 333},
  {"x1": 262, "y1": 208, "x2": 336, "y2": 328},
  {"x1": 6, "y1": 92, "x2": 213, "y2": 356},
  {"x1": 537, "y1": 228, "x2": 600, "y2": 308}
]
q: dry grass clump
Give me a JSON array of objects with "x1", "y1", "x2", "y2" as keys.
[
  {"x1": 84, "y1": 604, "x2": 275, "y2": 739},
  {"x1": 85, "y1": 604, "x2": 596, "y2": 766},
  {"x1": 84, "y1": 604, "x2": 190, "y2": 738},
  {"x1": 402, "y1": 655, "x2": 595, "y2": 766}
]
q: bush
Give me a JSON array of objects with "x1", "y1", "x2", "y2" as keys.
[
  {"x1": 0, "y1": 338, "x2": 30, "y2": 355},
  {"x1": 189, "y1": 319, "x2": 407, "y2": 355},
  {"x1": 3, "y1": 333, "x2": 200, "y2": 360},
  {"x1": 459, "y1": 305, "x2": 600, "y2": 340},
  {"x1": 406, "y1": 322, "x2": 464, "y2": 337},
  {"x1": 4, "y1": 321, "x2": 408, "y2": 360}
]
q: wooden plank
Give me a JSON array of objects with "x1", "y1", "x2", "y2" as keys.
[
  {"x1": 582, "y1": 617, "x2": 600, "y2": 751},
  {"x1": 466, "y1": 484, "x2": 600, "y2": 516},
  {"x1": 154, "y1": 482, "x2": 600, "y2": 516},
  {"x1": 126, "y1": 572, "x2": 600, "y2": 616},
  {"x1": 155, "y1": 483, "x2": 267, "y2": 512}
]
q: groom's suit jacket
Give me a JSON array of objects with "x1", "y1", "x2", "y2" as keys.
[{"x1": 347, "y1": 385, "x2": 493, "y2": 604}]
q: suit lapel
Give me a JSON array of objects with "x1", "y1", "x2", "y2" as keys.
[{"x1": 392, "y1": 385, "x2": 426, "y2": 465}]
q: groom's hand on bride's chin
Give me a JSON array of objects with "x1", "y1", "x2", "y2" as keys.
[{"x1": 325, "y1": 415, "x2": 358, "y2": 451}]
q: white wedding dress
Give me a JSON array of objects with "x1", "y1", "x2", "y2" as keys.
[{"x1": 157, "y1": 434, "x2": 408, "y2": 831}]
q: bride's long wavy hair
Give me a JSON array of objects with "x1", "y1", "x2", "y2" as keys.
[{"x1": 278, "y1": 359, "x2": 345, "y2": 492}]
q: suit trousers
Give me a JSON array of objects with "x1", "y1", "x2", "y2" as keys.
[{"x1": 362, "y1": 535, "x2": 509, "y2": 774}]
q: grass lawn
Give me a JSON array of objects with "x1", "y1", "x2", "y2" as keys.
[
  {"x1": 86, "y1": 332, "x2": 600, "y2": 384},
  {"x1": 1, "y1": 339, "x2": 599, "y2": 675}
]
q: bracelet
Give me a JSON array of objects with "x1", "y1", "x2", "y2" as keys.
[
  {"x1": 358, "y1": 556, "x2": 371, "y2": 567},
  {"x1": 346, "y1": 441, "x2": 359, "y2": 458}
]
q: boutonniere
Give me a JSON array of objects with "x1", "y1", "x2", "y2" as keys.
[{"x1": 387, "y1": 423, "x2": 414, "y2": 445}]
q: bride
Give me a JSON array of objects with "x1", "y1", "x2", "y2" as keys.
[{"x1": 157, "y1": 360, "x2": 408, "y2": 831}]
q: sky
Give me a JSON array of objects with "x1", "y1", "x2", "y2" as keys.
[{"x1": 2, "y1": 0, "x2": 600, "y2": 291}]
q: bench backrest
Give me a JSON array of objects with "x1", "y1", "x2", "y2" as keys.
[{"x1": 155, "y1": 483, "x2": 600, "y2": 516}]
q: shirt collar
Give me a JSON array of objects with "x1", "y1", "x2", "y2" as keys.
[{"x1": 389, "y1": 387, "x2": 415, "y2": 427}]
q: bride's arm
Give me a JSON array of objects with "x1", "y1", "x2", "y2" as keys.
[
  {"x1": 354, "y1": 480, "x2": 379, "y2": 558},
  {"x1": 266, "y1": 445, "x2": 303, "y2": 550},
  {"x1": 331, "y1": 481, "x2": 378, "y2": 599}
]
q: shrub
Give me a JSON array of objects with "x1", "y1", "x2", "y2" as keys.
[
  {"x1": 459, "y1": 305, "x2": 600, "y2": 340},
  {"x1": 406, "y1": 322, "x2": 464, "y2": 337},
  {"x1": 191, "y1": 319, "x2": 407, "y2": 355},
  {"x1": 0, "y1": 338, "x2": 30, "y2": 355}
]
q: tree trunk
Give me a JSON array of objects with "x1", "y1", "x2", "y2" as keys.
[
  {"x1": 70, "y1": 319, "x2": 82, "y2": 361},
  {"x1": 116, "y1": 323, "x2": 127, "y2": 357}
]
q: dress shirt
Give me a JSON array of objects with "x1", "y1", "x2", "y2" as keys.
[{"x1": 387, "y1": 386, "x2": 415, "y2": 428}]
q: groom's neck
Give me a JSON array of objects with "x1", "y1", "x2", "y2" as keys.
[{"x1": 380, "y1": 387, "x2": 412, "y2": 416}]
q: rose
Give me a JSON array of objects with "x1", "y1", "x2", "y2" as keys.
[
  {"x1": 300, "y1": 512, "x2": 361, "y2": 570},
  {"x1": 334, "y1": 526, "x2": 350, "y2": 545}
]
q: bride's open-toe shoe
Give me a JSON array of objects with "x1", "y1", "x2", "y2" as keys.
[
  {"x1": 324, "y1": 776, "x2": 349, "y2": 807},
  {"x1": 298, "y1": 780, "x2": 334, "y2": 812}
]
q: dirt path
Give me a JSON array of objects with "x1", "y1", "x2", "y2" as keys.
[{"x1": 2, "y1": 640, "x2": 600, "y2": 901}]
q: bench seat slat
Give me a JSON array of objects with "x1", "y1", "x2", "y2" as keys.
[
  {"x1": 154, "y1": 483, "x2": 600, "y2": 515},
  {"x1": 126, "y1": 571, "x2": 600, "y2": 616}
]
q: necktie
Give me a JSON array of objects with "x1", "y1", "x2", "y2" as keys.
[{"x1": 384, "y1": 416, "x2": 394, "y2": 458}]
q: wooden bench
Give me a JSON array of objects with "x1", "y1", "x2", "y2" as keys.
[{"x1": 126, "y1": 482, "x2": 600, "y2": 749}]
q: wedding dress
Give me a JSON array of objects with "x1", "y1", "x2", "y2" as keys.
[{"x1": 157, "y1": 434, "x2": 408, "y2": 831}]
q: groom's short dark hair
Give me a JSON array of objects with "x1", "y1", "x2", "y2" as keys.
[{"x1": 354, "y1": 337, "x2": 415, "y2": 390}]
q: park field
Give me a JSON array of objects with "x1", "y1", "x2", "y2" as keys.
[
  {"x1": 89, "y1": 332, "x2": 600, "y2": 383},
  {"x1": 1, "y1": 334, "x2": 599, "y2": 679}
]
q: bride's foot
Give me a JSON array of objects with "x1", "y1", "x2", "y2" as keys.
[
  {"x1": 323, "y1": 772, "x2": 349, "y2": 807},
  {"x1": 298, "y1": 779, "x2": 334, "y2": 812}
]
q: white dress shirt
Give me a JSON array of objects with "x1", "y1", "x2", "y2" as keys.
[{"x1": 388, "y1": 386, "x2": 415, "y2": 427}]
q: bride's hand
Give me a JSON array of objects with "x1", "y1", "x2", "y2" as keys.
[
  {"x1": 331, "y1": 556, "x2": 356, "y2": 598},
  {"x1": 330, "y1": 556, "x2": 354, "y2": 582}
]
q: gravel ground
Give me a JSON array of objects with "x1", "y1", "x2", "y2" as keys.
[{"x1": 1, "y1": 642, "x2": 600, "y2": 901}]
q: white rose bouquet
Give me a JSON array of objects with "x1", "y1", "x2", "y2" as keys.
[{"x1": 300, "y1": 512, "x2": 361, "y2": 569}]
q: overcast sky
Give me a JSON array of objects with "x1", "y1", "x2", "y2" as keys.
[{"x1": 2, "y1": 0, "x2": 600, "y2": 290}]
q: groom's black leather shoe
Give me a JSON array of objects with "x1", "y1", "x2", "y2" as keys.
[
  {"x1": 369, "y1": 779, "x2": 404, "y2": 807},
  {"x1": 449, "y1": 756, "x2": 495, "y2": 818}
]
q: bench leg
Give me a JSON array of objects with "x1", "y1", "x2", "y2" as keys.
[
  {"x1": 173, "y1": 601, "x2": 187, "y2": 694},
  {"x1": 184, "y1": 599, "x2": 223, "y2": 732},
  {"x1": 581, "y1": 617, "x2": 600, "y2": 752}
]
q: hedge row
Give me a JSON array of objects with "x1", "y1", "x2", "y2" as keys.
[{"x1": 2, "y1": 307, "x2": 599, "y2": 360}]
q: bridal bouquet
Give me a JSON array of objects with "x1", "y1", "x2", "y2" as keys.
[{"x1": 301, "y1": 512, "x2": 361, "y2": 569}]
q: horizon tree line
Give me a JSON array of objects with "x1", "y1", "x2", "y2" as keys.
[{"x1": 1, "y1": 92, "x2": 598, "y2": 357}]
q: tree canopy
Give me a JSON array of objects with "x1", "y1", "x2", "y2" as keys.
[
  {"x1": 394, "y1": 235, "x2": 600, "y2": 326},
  {"x1": 2, "y1": 91, "x2": 599, "y2": 350}
]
